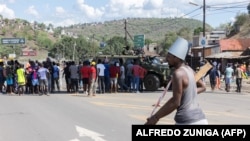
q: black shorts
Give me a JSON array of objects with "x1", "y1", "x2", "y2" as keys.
[{"x1": 82, "y1": 78, "x2": 89, "y2": 84}]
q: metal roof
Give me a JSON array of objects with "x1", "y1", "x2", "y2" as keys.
[{"x1": 205, "y1": 51, "x2": 249, "y2": 59}]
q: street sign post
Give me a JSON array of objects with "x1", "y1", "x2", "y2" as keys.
[
  {"x1": 133, "y1": 35, "x2": 145, "y2": 48},
  {"x1": 1, "y1": 38, "x2": 25, "y2": 44},
  {"x1": 201, "y1": 37, "x2": 206, "y2": 60}
]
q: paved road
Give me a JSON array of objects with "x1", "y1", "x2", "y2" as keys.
[{"x1": 0, "y1": 81, "x2": 249, "y2": 141}]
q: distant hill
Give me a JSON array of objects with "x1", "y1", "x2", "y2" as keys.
[
  {"x1": 0, "y1": 17, "x2": 215, "y2": 62},
  {"x1": 0, "y1": 18, "x2": 57, "y2": 61},
  {"x1": 63, "y1": 17, "x2": 213, "y2": 42}
]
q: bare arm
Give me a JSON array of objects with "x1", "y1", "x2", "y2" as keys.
[
  {"x1": 145, "y1": 70, "x2": 184, "y2": 125},
  {"x1": 196, "y1": 79, "x2": 206, "y2": 94}
]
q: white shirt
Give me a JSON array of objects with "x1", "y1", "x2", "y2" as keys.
[
  {"x1": 97, "y1": 63, "x2": 105, "y2": 76},
  {"x1": 120, "y1": 65, "x2": 125, "y2": 79}
]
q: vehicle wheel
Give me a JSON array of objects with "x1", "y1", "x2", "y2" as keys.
[{"x1": 144, "y1": 74, "x2": 160, "y2": 91}]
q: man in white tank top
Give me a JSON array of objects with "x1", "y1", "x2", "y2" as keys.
[{"x1": 145, "y1": 37, "x2": 208, "y2": 125}]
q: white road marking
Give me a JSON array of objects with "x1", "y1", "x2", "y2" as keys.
[
  {"x1": 69, "y1": 139, "x2": 80, "y2": 141},
  {"x1": 74, "y1": 125, "x2": 106, "y2": 141}
]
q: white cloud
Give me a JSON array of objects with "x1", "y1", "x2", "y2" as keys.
[
  {"x1": 55, "y1": 6, "x2": 65, "y2": 14},
  {"x1": 102, "y1": 0, "x2": 184, "y2": 21},
  {"x1": 143, "y1": 0, "x2": 163, "y2": 10},
  {"x1": 25, "y1": 5, "x2": 39, "y2": 18},
  {"x1": 0, "y1": 4, "x2": 15, "y2": 19},
  {"x1": 76, "y1": 0, "x2": 103, "y2": 20},
  {"x1": 8, "y1": 0, "x2": 15, "y2": 3}
]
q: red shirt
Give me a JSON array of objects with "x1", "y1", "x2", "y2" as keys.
[
  {"x1": 90, "y1": 66, "x2": 97, "y2": 79},
  {"x1": 80, "y1": 66, "x2": 90, "y2": 78},
  {"x1": 139, "y1": 67, "x2": 147, "y2": 78},
  {"x1": 109, "y1": 65, "x2": 119, "y2": 78},
  {"x1": 132, "y1": 65, "x2": 141, "y2": 77}
]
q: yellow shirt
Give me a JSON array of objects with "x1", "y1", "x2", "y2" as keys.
[{"x1": 17, "y1": 68, "x2": 26, "y2": 84}]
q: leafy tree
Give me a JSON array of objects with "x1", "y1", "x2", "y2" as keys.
[
  {"x1": 104, "y1": 36, "x2": 125, "y2": 55},
  {"x1": 234, "y1": 13, "x2": 248, "y2": 26},
  {"x1": 161, "y1": 32, "x2": 178, "y2": 53},
  {"x1": 145, "y1": 38, "x2": 153, "y2": 45},
  {"x1": 177, "y1": 27, "x2": 192, "y2": 41},
  {"x1": 38, "y1": 23, "x2": 46, "y2": 30},
  {"x1": 193, "y1": 27, "x2": 203, "y2": 35},
  {"x1": 36, "y1": 31, "x2": 54, "y2": 49}
]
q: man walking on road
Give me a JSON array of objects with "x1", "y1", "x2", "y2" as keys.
[{"x1": 145, "y1": 37, "x2": 208, "y2": 125}]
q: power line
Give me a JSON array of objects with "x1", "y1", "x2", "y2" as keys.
[
  {"x1": 125, "y1": 1, "x2": 249, "y2": 37},
  {"x1": 208, "y1": 1, "x2": 250, "y2": 6}
]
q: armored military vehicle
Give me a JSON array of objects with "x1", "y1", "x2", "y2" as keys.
[{"x1": 95, "y1": 55, "x2": 171, "y2": 91}]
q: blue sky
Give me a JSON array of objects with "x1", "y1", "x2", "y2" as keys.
[{"x1": 0, "y1": 0, "x2": 248, "y2": 28}]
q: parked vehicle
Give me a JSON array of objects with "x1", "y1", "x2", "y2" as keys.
[{"x1": 95, "y1": 55, "x2": 172, "y2": 91}]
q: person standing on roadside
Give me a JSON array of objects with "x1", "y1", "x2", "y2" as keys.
[
  {"x1": 80, "y1": 61, "x2": 90, "y2": 94},
  {"x1": 235, "y1": 64, "x2": 243, "y2": 93},
  {"x1": 69, "y1": 61, "x2": 79, "y2": 94},
  {"x1": 89, "y1": 61, "x2": 97, "y2": 96},
  {"x1": 118, "y1": 60, "x2": 128, "y2": 92},
  {"x1": 109, "y1": 61, "x2": 119, "y2": 93},
  {"x1": 216, "y1": 66, "x2": 222, "y2": 90},
  {"x1": 38, "y1": 63, "x2": 50, "y2": 96},
  {"x1": 126, "y1": 60, "x2": 134, "y2": 92},
  {"x1": 139, "y1": 65, "x2": 147, "y2": 92},
  {"x1": 53, "y1": 62, "x2": 60, "y2": 92},
  {"x1": 224, "y1": 63, "x2": 234, "y2": 92},
  {"x1": 209, "y1": 63, "x2": 219, "y2": 91},
  {"x1": 145, "y1": 37, "x2": 207, "y2": 125},
  {"x1": 103, "y1": 59, "x2": 110, "y2": 93},
  {"x1": 96, "y1": 59, "x2": 105, "y2": 94},
  {"x1": 16, "y1": 64, "x2": 26, "y2": 96},
  {"x1": 131, "y1": 59, "x2": 141, "y2": 93},
  {"x1": 0, "y1": 59, "x2": 6, "y2": 94}
]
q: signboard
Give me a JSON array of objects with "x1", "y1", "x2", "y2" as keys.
[
  {"x1": 201, "y1": 37, "x2": 206, "y2": 46},
  {"x1": 134, "y1": 35, "x2": 145, "y2": 48},
  {"x1": 8, "y1": 53, "x2": 16, "y2": 59},
  {"x1": 1, "y1": 38, "x2": 25, "y2": 44}
]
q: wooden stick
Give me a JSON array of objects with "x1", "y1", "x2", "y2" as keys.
[{"x1": 150, "y1": 61, "x2": 212, "y2": 116}]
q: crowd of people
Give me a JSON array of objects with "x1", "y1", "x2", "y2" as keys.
[
  {"x1": 1, "y1": 54, "x2": 249, "y2": 97},
  {"x1": 0, "y1": 56, "x2": 148, "y2": 96},
  {"x1": 62, "y1": 57, "x2": 148, "y2": 96},
  {"x1": 206, "y1": 60, "x2": 249, "y2": 93},
  {"x1": 0, "y1": 58, "x2": 60, "y2": 96}
]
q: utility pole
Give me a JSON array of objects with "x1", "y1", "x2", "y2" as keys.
[
  {"x1": 202, "y1": 0, "x2": 206, "y2": 60},
  {"x1": 124, "y1": 19, "x2": 134, "y2": 47},
  {"x1": 189, "y1": 0, "x2": 206, "y2": 61},
  {"x1": 124, "y1": 20, "x2": 128, "y2": 47},
  {"x1": 73, "y1": 42, "x2": 76, "y2": 61}
]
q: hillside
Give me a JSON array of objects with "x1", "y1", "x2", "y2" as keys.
[
  {"x1": 230, "y1": 17, "x2": 250, "y2": 39},
  {"x1": 64, "y1": 17, "x2": 213, "y2": 42},
  {"x1": 0, "y1": 18, "x2": 57, "y2": 61}
]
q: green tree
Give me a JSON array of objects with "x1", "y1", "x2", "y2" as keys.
[
  {"x1": 234, "y1": 13, "x2": 248, "y2": 26},
  {"x1": 145, "y1": 38, "x2": 153, "y2": 46},
  {"x1": 36, "y1": 31, "x2": 54, "y2": 48},
  {"x1": 104, "y1": 36, "x2": 125, "y2": 55},
  {"x1": 177, "y1": 27, "x2": 192, "y2": 41},
  {"x1": 38, "y1": 23, "x2": 46, "y2": 30},
  {"x1": 161, "y1": 32, "x2": 178, "y2": 53},
  {"x1": 193, "y1": 27, "x2": 203, "y2": 35}
]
